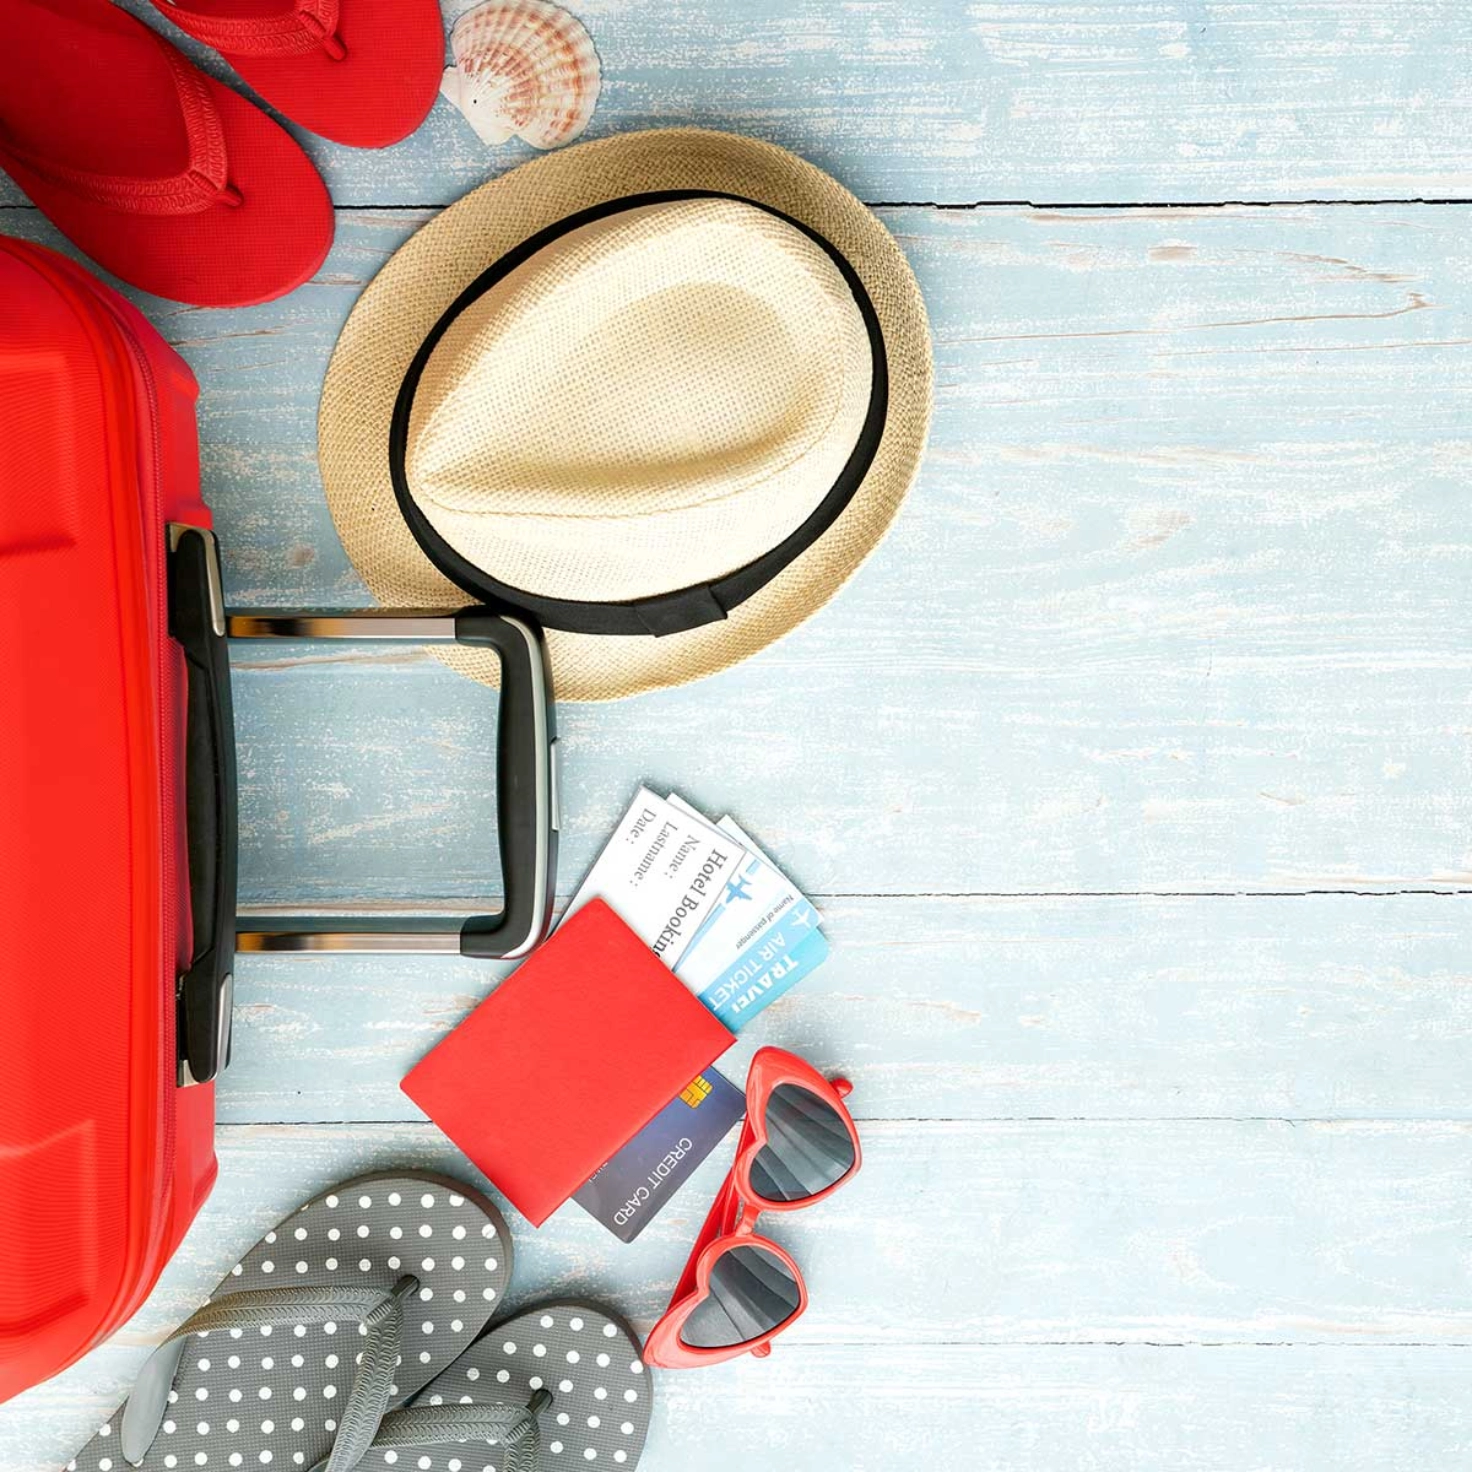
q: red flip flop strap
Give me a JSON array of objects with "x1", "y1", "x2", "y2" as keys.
[
  {"x1": 156, "y1": 0, "x2": 346, "y2": 59},
  {"x1": 0, "y1": 46, "x2": 238, "y2": 216}
]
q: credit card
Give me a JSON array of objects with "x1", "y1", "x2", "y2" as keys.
[{"x1": 573, "y1": 1068, "x2": 745, "y2": 1242}]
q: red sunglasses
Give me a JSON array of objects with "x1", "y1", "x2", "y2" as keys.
[{"x1": 643, "y1": 1047, "x2": 862, "y2": 1369}]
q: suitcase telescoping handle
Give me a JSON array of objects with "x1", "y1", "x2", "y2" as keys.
[
  {"x1": 225, "y1": 606, "x2": 558, "y2": 962},
  {"x1": 166, "y1": 525, "x2": 560, "y2": 1088}
]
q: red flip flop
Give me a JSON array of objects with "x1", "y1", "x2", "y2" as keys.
[
  {"x1": 146, "y1": 0, "x2": 446, "y2": 148},
  {"x1": 0, "y1": 0, "x2": 333, "y2": 307}
]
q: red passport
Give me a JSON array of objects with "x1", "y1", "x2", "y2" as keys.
[{"x1": 402, "y1": 898, "x2": 735, "y2": 1226}]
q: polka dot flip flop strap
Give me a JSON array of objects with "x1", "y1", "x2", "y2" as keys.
[
  {"x1": 350, "y1": 1302, "x2": 654, "y2": 1471},
  {"x1": 66, "y1": 1171, "x2": 515, "y2": 1472}
]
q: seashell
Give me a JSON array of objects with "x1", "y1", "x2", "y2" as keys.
[{"x1": 441, "y1": 0, "x2": 601, "y2": 150}]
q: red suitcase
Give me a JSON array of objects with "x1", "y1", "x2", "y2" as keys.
[
  {"x1": 0, "y1": 238, "x2": 559, "y2": 1404},
  {"x1": 0, "y1": 237, "x2": 225, "y2": 1402}
]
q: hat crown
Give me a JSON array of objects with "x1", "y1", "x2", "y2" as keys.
[
  {"x1": 403, "y1": 197, "x2": 874, "y2": 602},
  {"x1": 320, "y1": 128, "x2": 934, "y2": 700}
]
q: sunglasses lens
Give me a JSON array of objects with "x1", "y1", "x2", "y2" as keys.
[
  {"x1": 749, "y1": 1082, "x2": 856, "y2": 1203},
  {"x1": 680, "y1": 1244, "x2": 801, "y2": 1350}
]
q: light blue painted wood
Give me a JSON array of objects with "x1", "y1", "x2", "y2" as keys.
[
  {"x1": 216, "y1": 894, "x2": 1472, "y2": 1124},
  {"x1": 0, "y1": 201, "x2": 1447, "y2": 897},
  {"x1": 2, "y1": 5, "x2": 1471, "y2": 1468},
  {"x1": 5, "y1": 1120, "x2": 1472, "y2": 1470},
  {"x1": 12, "y1": 1345, "x2": 1472, "y2": 1472},
  {"x1": 13, "y1": 1120, "x2": 1472, "y2": 1348},
  {"x1": 4, "y1": 1, "x2": 1469, "y2": 208}
]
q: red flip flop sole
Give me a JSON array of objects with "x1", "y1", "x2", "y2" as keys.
[
  {"x1": 0, "y1": 0, "x2": 332, "y2": 307},
  {"x1": 157, "y1": 0, "x2": 446, "y2": 149}
]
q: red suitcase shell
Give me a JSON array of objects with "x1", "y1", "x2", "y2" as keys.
[
  {"x1": 0, "y1": 237, "x2": 220, "y2": 1402},
  {"x1": 0, "y1": 237, "x2": 560, "y2": 1407}
]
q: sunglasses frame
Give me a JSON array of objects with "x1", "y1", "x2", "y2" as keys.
[{"x1": 643, "y1": 1046, "x2": 861, "y2": 1369}]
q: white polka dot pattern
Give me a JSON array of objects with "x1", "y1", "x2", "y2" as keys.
[
  {"x1": 374, "y1": 1304, "x2": 652, "y2": 1470},
  {"x1": 65, "y1": 1173, "x2": 514, "y2": 1472}
]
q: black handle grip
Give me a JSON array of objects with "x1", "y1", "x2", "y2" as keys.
[
  {"x1": 453, "y1": 610, "x2": 558, "y2": 959},
  {"x1": 168, "y1": 526, "x2": 238, "y2": 1085}
]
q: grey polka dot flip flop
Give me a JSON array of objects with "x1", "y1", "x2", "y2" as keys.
[
  {"x1": 346, "y1": 1302, "x2": 654, "y2": 1471},
  {"x1": 64, "y1": 1170, "x2": 515, "y2": 1472}
]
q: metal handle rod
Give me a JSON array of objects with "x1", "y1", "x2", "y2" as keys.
[
  {"x1": 237, "y1": 923, "x2": 466, "y2": 954},
  {"x1": 226, "y1": 610, "x2": 460, "y2": 641}
]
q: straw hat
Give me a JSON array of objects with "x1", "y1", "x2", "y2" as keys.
[{"x1": 319, "y1": 128, "x2": 932, "y2": 702}]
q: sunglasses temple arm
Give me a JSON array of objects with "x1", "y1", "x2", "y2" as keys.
[
  {"x1": 669, "y1": 1165, "x2": 738, "y2": 1303},
  {"x1": 669, "y1": 1109, "x2": 758, "y2": 1305}
]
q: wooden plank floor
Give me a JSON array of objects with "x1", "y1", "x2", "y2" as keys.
[{"x1": 3, "y1": 3, "x2": 1470, "y2": 1468}]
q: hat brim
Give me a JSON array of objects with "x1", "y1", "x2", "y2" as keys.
[{"x1": 318, "y1": 129, "x2": 932, "y2": 702}]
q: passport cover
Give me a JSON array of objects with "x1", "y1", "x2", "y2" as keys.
[{"x1": 401, "y1": 898, "x2": 735, "y2": 1226}]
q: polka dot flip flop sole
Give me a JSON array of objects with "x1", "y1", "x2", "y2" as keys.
[
  {"x1": 64, "y1": 1170, "x2": 515, "y2": 1472},
  {"x1": 355, "y1": 1302, "x2": 654, "y2": 1471}
]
